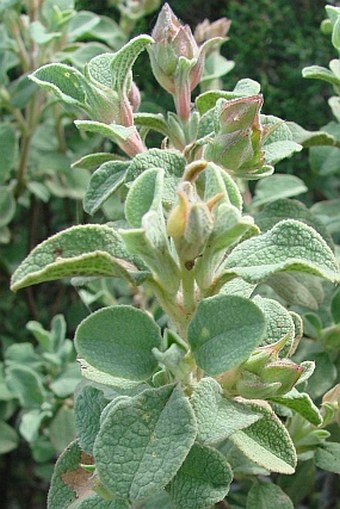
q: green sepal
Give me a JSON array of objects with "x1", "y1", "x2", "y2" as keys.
[
  {"x1": 10, "y1": 225, "x2": 142, "y2": 292},
  {"x1": 229, "y1": 400, "x2": 297, "y2": 474},
  {"x1": 83, "y1": 161, "x2": 129, "y2": 215},
  {"x1": 75, "y1": 305, "x2": 162, "y2": 381},
  {"x1": 235, "y1": 372, "x2": 282, "y2": 400},
  {"x1": 203, "y1": 162, "x2": 243, "y2": 211},
  {"x1": 190, "y1": 378, "x2": 261, "y2": 445},
  {"x1": 195, "y1": 203, "x2": 257, "y2": 292},
  {"x1": 93, "y1": 385, "x2": 197, "y2": 502},
  {"x1": 261, "y1": 360, "x2": 304, "y2": 396},
  {"x1": 166, "y1": 443, "x2": 233, "y2": 509},
  {"x1": 188, "y1": 295, "x2": 266, "y2": 375}
]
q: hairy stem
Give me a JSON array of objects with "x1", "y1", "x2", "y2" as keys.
[
  {"x1": 147, "y1": 280, "x2": 189, "y2": 338},
  {"x1": 180, "y1": 262, "x2": 196, "y2": 315}
]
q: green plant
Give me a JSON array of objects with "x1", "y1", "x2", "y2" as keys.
[
  {"x1": 0, "y1": 314, "x2": 81, "y2": 462},
  {"x1": 9, "y1": 3, "x2": 340, "y2": 509}
]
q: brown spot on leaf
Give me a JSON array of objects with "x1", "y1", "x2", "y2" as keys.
[{"x1": 61, "y1": 452, "x2": 95, "y2": 500}]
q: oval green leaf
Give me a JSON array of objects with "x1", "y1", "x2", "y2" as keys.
[
  {"x1": 93, "y1": 385, "x2": 197, "y2": 501},
  {"x1": 190, "y1": 378, "x2": 261, "y2": 445},
  {"x1": 229, "y1": 400, "x2": 297, "y2": 474},
  {"x1": 75, "y1": 305, "x2": 162, "y2": 381},
  {"x1": 167, "y1": 443, "x2": 233, "y2": 509},
  {"x1": 10, "y1": 225, "x2": 139, "y2": 292},
  {"x1": 188, "y1": 295, "x2": 266, "y2": 375},
  {"x1": 224, "y1": 220, "x2": 339, "y2": 284},
  {"x1": 246, "y1": 480, "x2": 294, "y2": 509},
  {"x1": 83, "y1": 161, "x2": 128, "y2": 215}
]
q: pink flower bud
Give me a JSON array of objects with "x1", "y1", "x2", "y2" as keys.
[{"x1": 149, "y1": 4, "x2": 224, "y2": 119}]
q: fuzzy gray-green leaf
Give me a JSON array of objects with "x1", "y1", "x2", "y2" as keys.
[
  {"x1": 0, "y1": 123, "x2": 17, "y2": 183},
  {"x1": 167, "y1": 443, "x2": 233, "y2": 509},
  {"x1": 0, "y1": 186, "x2": 16, "y2": 228},
  {"x1": 6, "y1": 365, "x2": 45, "y2": 409},
  {"x1": 315, "y1": 442, "x2": 340, "y2": 474},
  {"x1": 191, "y1": 378, "x2": 262, "y2": 445},
  {"x1": 75, "y1": 386, "x2": 109, "y2": 455},
  {"x1": 75, "y1": 120, "x2": 136, "y2": 144},
  {"x1": 125, "y1": 149, "x2": 184, "y2": 209},
  {"x1": 134, "y1": 113, "x2": 168, "y2": 136},
  {"x1": 252, "y1": 175, "x2": 307, "y2": 208},
  {"x1": 223, "y1": 220, "x2": 339, "y2": 284},
  {"x1": 271, "y1": 388, "x2": 322, "y2": 426},
  {"x1": 83, "y1": 161, "x2": 128, "y2": 215},
  {"x1": 230, "y1": 400, "x2": 297, "y2": 474},
  {"x1": 125, "y1": 168, "x2": 164, "y2": 227},
  {"x1": 246, "y1": 480, "x2": 294, "y2": 509},
  {"x1": 78, "y1": 496, "x2": 129, "y2": 509},
  {"x1": 29, "y1": 63, "x2": 87, "y2": 106},
  {"x1": 264, "y1": 142, "x2": 302, "y2": 165},
  {"x1": 0, "y1": 421, "x2": 19, "y2": 454},
  {"x1": 75, "y1": 305, "x2": 162, "y2": 381},
  {"x1": 252, "y1": 296, "x2": 295, "y2": 348},
  {"x1": 110, "y1": 35, "x2": 153, "y2": 92},
  {"x1": 10, "y1": 225, "x2": 139, "y2": 292},
  {"x1": 93, "y1": 385, "x2": 197, "y2": 501},
  {"x1": 255, "y1": 199, "x2": 334, "y2": 249},
  {"x1": 188, "y1": 295, "x2": 266, "y2": 375}
]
